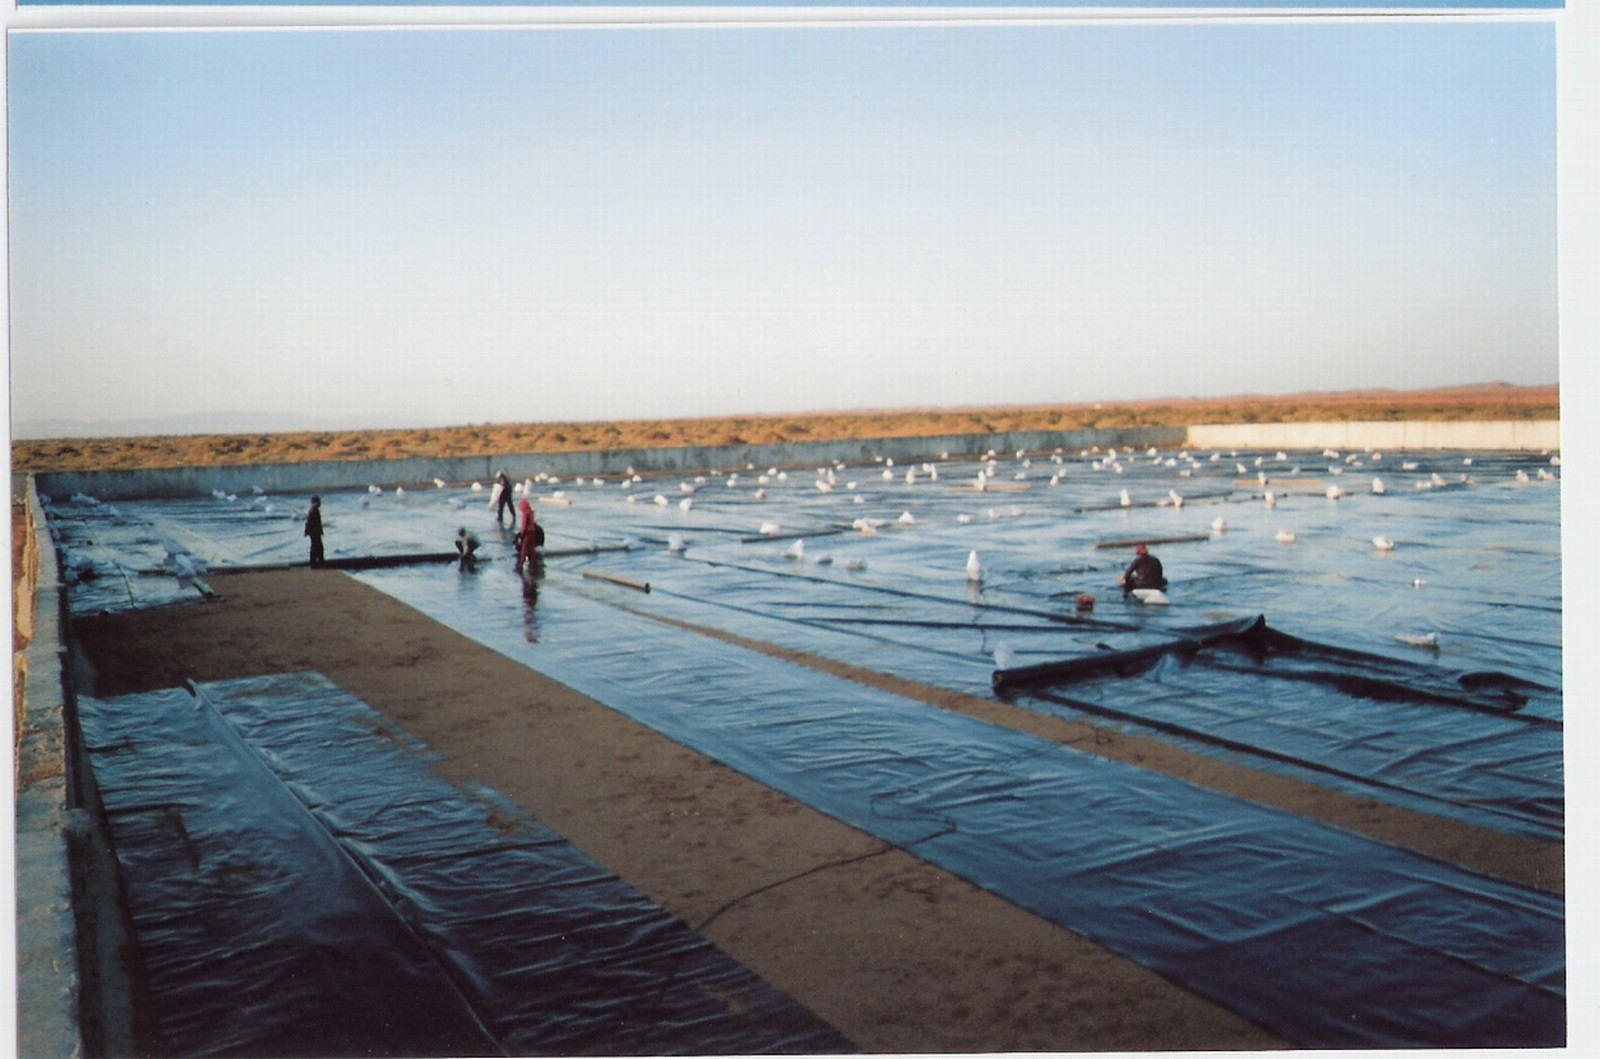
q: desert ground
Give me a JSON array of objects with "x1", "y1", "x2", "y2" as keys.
[
  {"x1": 10, "y1": 383, "x2": 1558, "y2": 475},
  {"x1": 14, "y1": 383, "x2": 1564, "y2": 1053}
]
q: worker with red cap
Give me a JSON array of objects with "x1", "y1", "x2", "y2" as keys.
[
  {"x1": 1118, "y1": 543, "x2": 1167, "y2": 595},
  {"x1": 516, "y1": 499, "x2": 545, "y2": 572}
]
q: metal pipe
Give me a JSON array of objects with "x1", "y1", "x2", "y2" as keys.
[
  {"x1": 1095, "y1": 534, "x2": 1211, "y2": 549},
  {"x1": 582, "y1": 571, "x2": 651, "y2": 593}
]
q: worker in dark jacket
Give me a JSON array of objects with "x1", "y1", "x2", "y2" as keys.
[
  {"x1": 493, "y1": 470, "x2": 515, "y2": 525},
  {"x1": 455, "y1": 527, "x2": 481, "y2": 571},
  {"x1": 1119, "y1": 544, "x2": 1166, "y2": 594},
  {"x1": 305, "y1": 496, "x2": 325, "y2": 568}
]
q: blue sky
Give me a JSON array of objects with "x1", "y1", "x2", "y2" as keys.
[{"x1": 5, "y1": 20, "x2": 1565, "y2": 435}]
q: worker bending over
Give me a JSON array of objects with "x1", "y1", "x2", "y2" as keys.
[{"x1": 455, "y1": 527, "x2": 481, "y2": 571}]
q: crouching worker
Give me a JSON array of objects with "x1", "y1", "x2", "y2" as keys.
[
  {"x1": 516, "y1": 500, "x2": 545, "y2": 573},
  {"x1": 455, "y1": 527, "x2": 481, "y2": 571},
  {"x1": 1119, "y1": 544, "x2": 1167, "y2": 595}
]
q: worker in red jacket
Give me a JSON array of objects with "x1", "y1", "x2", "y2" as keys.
[{"x1": 516, "y1": 500, "x2": 545, "y2": 572}]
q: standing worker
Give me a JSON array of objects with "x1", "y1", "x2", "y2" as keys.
[
  {"x1": 305, "y1": 496, "x2": 325, "y2": 568},
  {"x1": 516, "y1": 499, "x2": 545, "y2": 572},
  {"x1": 493, "y1": 470, "x2": 515, "y2": 525},
  {"x1": 1118, "y1": 544, "x2": 1167, "y2": 594}
]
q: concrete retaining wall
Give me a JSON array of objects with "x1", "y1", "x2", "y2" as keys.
[
  {"x1": 14, "y1": 478, "x2": 142, "y2": 1057},
  {"x1": 35, "y1": 427, "x2": 1186, "y2": 502},
  {"x1": 1185, "y1": 420, "x2": 1560, "y2": 453},
  {"x1": 13, "y1": 481, "x2": 86, "y2": 1058}
]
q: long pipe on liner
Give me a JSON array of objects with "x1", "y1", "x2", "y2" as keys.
[
  {"x1": 204, "y1": 541, "x2": 635, "y2": 574},
  {"x1": 1074, "y1": 488, "x2": 1237, "y2": 513},
  {"x1": 675, "y1": 553, "x2": 1152, "y2": 634},
  {"x1": 1094, "y1": 533, "x2": 1212, "y2": 550},
  {"x1": 582, "y1": 571, "x2": 651, "y2": 593},
  {"x1": 626, "y1": 583, "x2": 994, "y2": 672}
]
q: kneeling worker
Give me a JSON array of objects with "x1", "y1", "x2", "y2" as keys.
[{"x1": 1119, "y1": 543, "x2": 1167, "y2": 595}]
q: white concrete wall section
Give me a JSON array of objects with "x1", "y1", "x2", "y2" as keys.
[{"x1": 1186, "y1": 420, "x2": 1560, "y2": 453}]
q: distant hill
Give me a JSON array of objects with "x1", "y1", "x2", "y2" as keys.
[{"x1": 11, "y1": 384, "x2": 1559, "y2": 475}]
